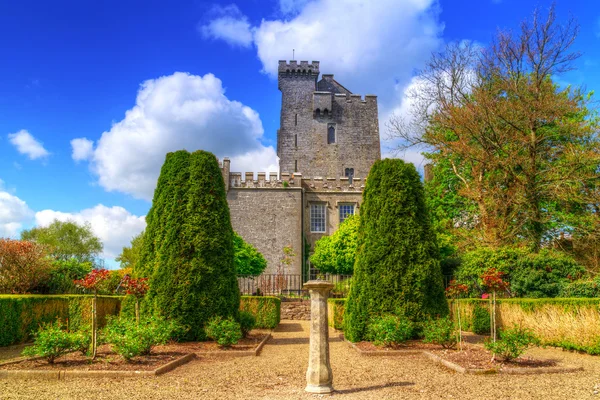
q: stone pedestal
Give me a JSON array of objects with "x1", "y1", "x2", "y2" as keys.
[{"x1": 303, "y1": 280, "x2": 334, "y2": 394}]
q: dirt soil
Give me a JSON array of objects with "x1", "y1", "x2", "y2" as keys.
[
  {"x1": 1, "y1": 320, "x2": 599, "y2": 400},
  {"x1": 428, "y1": 345, "x2": 559, "y2": 370},
  {"x1": 195, "y1": 332, "x2": 269, "y2": 352},
  {"x1": 354, "y1": 340, "x2": 440, "y2": 352}
]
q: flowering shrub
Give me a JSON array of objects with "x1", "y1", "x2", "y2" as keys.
[
  {"x1": 73, "y1": 269, "x2": 111, "y2": 292},
  {"x1": 484, "y1": 325, "x2": 539, "y2": 361},
  {"x1": 205, "y1": 316, "x2": 242, "y2": 347},
  {"x1": 121, "y1": 276, "x2": 149, "y2": 297},
  {"x1": 445, "y1": 280, "x2": 469, "y2": 298},
  {"x1": 0, "y1": 239, "x2": 52, "y2": 294},
  {"x1": 423, "y1": 317, "x2": 457, "y2": 349},
  {"x1": 481, "y1": 268, "x2": 509, "y2": 292},
  {"x1": 366, "y1": 315, "x2": 414, "y2": 347}
]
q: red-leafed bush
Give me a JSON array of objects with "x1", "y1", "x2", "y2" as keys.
[
  {"x1": 482, "y1": 268, "x2": 510, "y2": 292},
  {"x1": 73, "y1": 269, "x2": 111, "y2": 292},
  {"x1": 121, "y1": 276, "x2": 149, "y2": 298},
  {"x1": 0, "y1": 239, "x2": 52, "y2": 294}
]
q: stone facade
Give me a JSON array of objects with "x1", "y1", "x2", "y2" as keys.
[
  {"x1": 280, "y1": 301, "x2": 311, "y2": 320},
  {"x1": 221, "y1": 61, "x2": 381, "y2": 279}
]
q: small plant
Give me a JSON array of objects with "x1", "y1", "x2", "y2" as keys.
[
  {"x1": 423, "y1": 317, "x2": 457, "y2": 349},
  {"x1": 484, "y1": 325, "x2": 539, "y2": 361},
  {"x1": 205, "y1": 316, "x2": 242, "y2": 347},
  {"x1": 103, "y1": 316, "x2": 182, "y2": 361},
  {"x1": 239, "y1": 311, "x2": 256, "y2": 338},
  {"x1": 70, "y1": 327, "x2": 92, "y2": 355},
  {"x1": 121, "y1": 276, "x2": 149, "y2": 324},
  {"x1": 481, "y1": 268, "x2": 509, "y2": 342},
  {"x1": 472, "y1": 304, "x2": 491, "y2": 335},
  {"x1": 22, "y1": 320, "x2": 75, "y2": 363},
  {"x1": 366, "y1": 315, "x2": 414, "y2": 347}
]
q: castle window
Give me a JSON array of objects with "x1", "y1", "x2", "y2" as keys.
[
  {"x1": 295, "y1": 114, "x2": 298, "y2": 126},
  {"x1": 310, "y1": 203, "x2": 326, "y2": 233},
  {"x1": 294, "y1": 134, "x2": 297, "y2": 147},
  {"x1": 345, "y1": 168, "x2": 354, "y2": 184},
  {"x1": 327, "y1": 126, "x2": 335, "y2": 144},
  {"x1": 295, "y1": 160, "x2": 298, "y2": 172},
  {"x1": 339, "y1": 204, "x2": 355, "y2": 224}
]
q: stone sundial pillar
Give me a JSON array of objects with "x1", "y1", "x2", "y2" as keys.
[{"x1": 303, "y1": 280, "x2": 334, "y2": 394}]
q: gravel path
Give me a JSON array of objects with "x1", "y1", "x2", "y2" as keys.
[{"x1": 1, "y1": 320, "x2": 599, "y2": 399}]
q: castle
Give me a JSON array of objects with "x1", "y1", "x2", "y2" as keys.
[{"x1": 221, "y1": 60, "x2": 380, "y2": 280}]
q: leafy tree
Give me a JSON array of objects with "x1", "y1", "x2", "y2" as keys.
[
  {"x1": 344, "y1": 159, "x2": 448, "y2": 342},
  {"x1": 389, "y1": 6, "x2": 600, "y2": 252},
  {"x1": 21, "y1": 220, "x2": 103, "y2": 264},
  {"x1": 310, "y1": 215, "x2": 359, "y2": 275},
  {"x1": 137, "y1": 150, "x2": 240, "y2": 340},
  {"x1": 47, "y1": 258, "x2": 93, "y2": 294},
  {"x1": 116, "y1": 231, "x2": 144, "y2": 270},
  {"x1": 0, "y1": 239, "x2": 52, "y2": 294},
  {"x1": 233, "y1": 232, "x2": 267, "y2": 277}
]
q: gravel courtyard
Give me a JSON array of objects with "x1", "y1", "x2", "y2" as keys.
[{"x1": 1, "y1": 320, "x2": 599, "y2": 400}]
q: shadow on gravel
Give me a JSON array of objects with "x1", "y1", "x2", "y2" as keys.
[
  {"x1": 335, "y1": 381, "x2": 415, "y2": 394},
  {"x1": 268, "y1": 337, "x2": 344, "y2": 345},
  {"x1": 275, "y1": 323, "x2": 305, "y2": 333}
]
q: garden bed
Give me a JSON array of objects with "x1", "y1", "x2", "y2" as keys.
[{"x1": 195, "y1": 331, "x2": 272, "y2": 357}]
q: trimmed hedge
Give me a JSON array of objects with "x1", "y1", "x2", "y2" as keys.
[
  {"x1": 328, "y1": 299, "x2": 346, "y2": 330},
  {"x1": 0, "y1": 295, "x2": 122, "y2": 347},
  {"x1": 239, "y1": 296, "x2": 280, "y2": 329},
  {"x1": 453, "y1": 298, "x2": 600, "y2": 355}
]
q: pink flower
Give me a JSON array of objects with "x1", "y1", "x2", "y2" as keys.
[{"x1": 481, "y1": 293, "x2": 490, "y2": 299}]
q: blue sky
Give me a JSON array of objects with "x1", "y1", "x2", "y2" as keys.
[{"x1": 0, "y1": 0, "x2": 598, "y2": 265}]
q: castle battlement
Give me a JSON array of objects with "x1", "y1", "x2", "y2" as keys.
[{"x1": 278, "y1": 60, "x2": 320, "y2": 75}]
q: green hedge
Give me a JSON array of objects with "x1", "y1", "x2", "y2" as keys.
[
  {"x1": 328, "y1": 299, "x2": 346, "y2": 330},
  {"x1": 240, "y1": 296, "x2": 280, "y2": 329},
  {"x1": 0, "y1": 295, "x2": 122, "y2": 347},
  {"x1": 453, "y1": 298, "x2": 600, "y2": 355}
]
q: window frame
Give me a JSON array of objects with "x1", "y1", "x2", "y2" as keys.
[
  {"x1": 310, "y1": 203, "x2": 327, "y2": 233},
  {"x1": 338, "y1": 203, "x2": 355, "y2": 224}
]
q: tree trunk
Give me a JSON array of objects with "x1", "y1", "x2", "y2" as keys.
[{"x1": 92, "y1": 294, "x2": 97, "y2": 359}]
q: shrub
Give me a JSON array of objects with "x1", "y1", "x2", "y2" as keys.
[
  {"x1": 560, "y1": 278, "x2": 600, "y2": 298},
  {"x1": 22, "y1": 320, "x2": 75, "y2": 363},
  {"x1": 484, "y1": 325, "x2": 539, "y2": 361},
  {"x1": 205, "y1": 316, "x2": 242, "y2": 347},
  {"x1": 70, "y1": 327, "x2": 92, "y2": 355},
  {"x1": 328, "y1": 299, "x2": 346, "y2": 330},
  {"x1": 138, "y1": 150, "x2": 240, "y2": 340},
  {"x1": 239, "y1": 311, "x2": 256, "y2": 337},
  {"x1": 239, "y1": 296, "x2": 280, "y2": 329},
  {"x1": 234, "y1": 233, "x2": 267, "y2": 277},
  {"x1": 472, "y1": 304, "x2": 491, "y2": 335},
  {"x1": 310, "y1": 215, "x2": 359, "y2": 275},
  {"x1": 423, "y1": 317, "x2": 457, "y2": 349},
  {"x1": 456, "y1": 247, "x2": 585, "y2": 298},
  {"x1": 0, "y1": 239, "x2": 52, "y2": 294},
  {"x1": 344, "y1": 159, "x2": 448, "y2": 342},
  {"x1": 46, "y1": 259, "x2": 92, "y2": 294},
  {"x1": 103, "y1": 316, "x2": 182, "y2": 361},
  {"x1": 332, "y1": 278, "x2": 352, "y2": 298},
  {"x1": 366, "y1": 315, "x2": 414, "y2": 347}
]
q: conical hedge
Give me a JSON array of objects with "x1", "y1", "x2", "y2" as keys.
[
  {"x1": 135, "y1": 150, "x2": 240, "y2": 340},
  {"x1": 344, "y1": 159, "x2": 448, "y2": 342}
]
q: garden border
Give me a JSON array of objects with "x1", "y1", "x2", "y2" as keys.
[
  {"x1": 0, "y1": 353, "x2": 196, "y2": 380},
  {"x1": 196, "y1": 332, "x2": 272, "y2": 358}
]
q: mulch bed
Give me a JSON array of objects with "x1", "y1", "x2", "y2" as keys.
[
  {"x1": 194, "y1": 332, "x2": 269, "y2": 352},
  {"x1": 354, "y1": 340, "x2": 440, "y2": 352}
]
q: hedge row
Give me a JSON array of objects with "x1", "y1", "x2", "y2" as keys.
[
  {"x1": 327, "y1": 299, "x2": 346, "y2": 330},
  {"x1": 240, "y1": 296, "x2": 280, "y2": 329},
  {"x1": 0, "y1": 295, "x2": 122, "y2": 347},
  {"x1": 453, "y1": 298, "x2": 600, "y2": 355}
]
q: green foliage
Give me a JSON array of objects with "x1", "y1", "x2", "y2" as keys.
[
  {"x1": 238, "y1": 311, "x2": 256, "y2": 337},
  {"x1": 344, "y1": 159, "x2": 449, "y2": 342},
  {"x1": 233, "y1": 232, "x2": 267, "y2": 277},
  {"x1": 484, "y1": 325, "x2": 539, "y2": 361},
  {"x1": 116, "y1": 232, "x2": 144, "y2": 270},
  {"x1": 103, "y1": 316, "x2": 183, "y2": 361},
  {"x1": 310, "y1": 215, "x2": 359, "y2": 274},
  {"x1": 560, "y1": 277, "x2": 600, "y2": 298},
  {"x1": 205, "y1": 316, "x2": 242, "y2": 347},
  {"x1": 22, "y1": 320, "x2": 81, "y2": 363},
  {"x1": 366, "y1": 315, "x2": 414, "y2": 346},
  {"x1": 332, "y1": 277, "x2": 352, "y2": 298},
  {"x1": 139, "y1": 150, "x2": 240, "y2": 340},
  {"x1": 472, "y1": 304, "x2": 491, "y2": 335},
  {"x1": 327, "y1": 298, "x2": 346, "y2": 330},
  {"x1": 239, "y1": 296, "x2": 280, "y2": 329},
  {"x1": 46, "y1": 259, "x2": 92, "y2": 294},
  {"x1": 70, "y1": 326, "x2": 92, "y2": 355},
  {"x1": 423, "y1": 317, "x2": 457, "y2": 349},
  {"x1": 21, "y1": 220, "x2": 103, "y2": 265},
  {"x1": 456, "y1": 247, "x2": 585, "y2": 298},
  {"x1": 0, "y1": 295, "x2": 122, "y2": 346}
]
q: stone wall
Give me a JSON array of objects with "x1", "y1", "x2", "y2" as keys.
[
  {"x1": 227, "y1": 188, "x2": 303, "y2": 275},
  {"x1": 281, "y1": 300, "x2": 311, "y2": 320}
]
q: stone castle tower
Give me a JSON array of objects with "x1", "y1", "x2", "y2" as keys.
[{"x1": 221, "y1": 60, "x2": 380, "y2": 282}]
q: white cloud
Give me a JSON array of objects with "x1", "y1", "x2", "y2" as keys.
[
  {"x1": 70, "y1": 138, "x2": 94, "y2": 162},
  {"x1": 35, "y1": 205, "x2": 146, "y2": 260},
  {"x1": 0, "y1": 181, "x2": 33, "y2": 237},
  {"x1": 278, "y1": 0, "x2": 313, "y2": 15},
  {"x1": 75, "y1": 72, "x2": 276, "y2": 200},
  {"x1": 199, "y1": 4, "x2": 253, "y2": 47},
  {"x1": 8, "y1": 129, "x2": 50, "y2": 160}
]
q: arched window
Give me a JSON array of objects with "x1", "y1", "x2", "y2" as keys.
[
  {"x1": 327, "y1": 126, "x2": 335, "y2": 144},
  {"x1": 345, "y1": 168, "x2": 354, "y2": 184}
]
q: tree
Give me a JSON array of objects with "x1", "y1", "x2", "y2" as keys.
[
  {"x1": 21, "y1": 220, "x2": 103, "y2": 264},
  {"x1": 137, "y1": 150, "x2": 240, "y2": 340},
  {"x1": 344, "y1": 159, "x2": 449, "y2": 342},
  {"x1": 310, "y1": 214, "x2": 359, "y2": 275},
  {"x1": 233, "y1": 232, "x2": 267, "y2": 277},
  {"x1": 116, "y1": 231, "x2": 144, "y2": 269},
  {"x1": 0, "y1": 239, "x2": 52, "y2": 294},
  {"x1": 389, "y1": 6, "x2": 600, "y2": 252}
]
